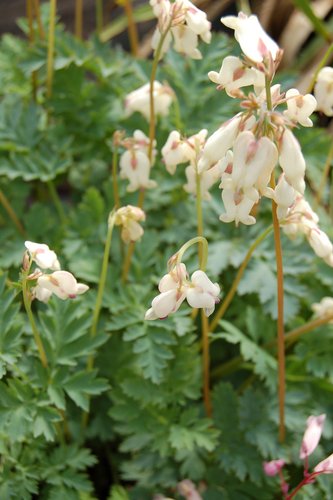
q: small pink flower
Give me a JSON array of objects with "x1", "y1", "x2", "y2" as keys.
[
  {"x1": 300, "y1": 414, "x2": 326, "y2": 459},
  {"x1": 263, "y1": 459, "x2": 285, "y2": 477},
  {"x1": 314, "y1": 452, "x2": 333, "y2": 474}
]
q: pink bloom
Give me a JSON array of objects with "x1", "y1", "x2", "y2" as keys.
[
  {"x1": 263, "y1": 459, "x2": 285, "y2": 477},
  {"x1": 314, "y1": 452, "x2": 333, "y2": 474},
  {"x1": 300, "y1": 414, "x2": 326, "y2": 459}
]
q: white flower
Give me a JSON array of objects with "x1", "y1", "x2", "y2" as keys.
[
  {"x1": 37, "y1": 271, "x2": 89, "y2": 300},
  {"x1": 125, "y1": 81, "x2": 174, "y2": 120},
  {"x1": 198, "y1": 114, "x2": 242, "y2": 173},
  {"x1": 279, "y1": 128, "x2": 306, "y2": 194},
  {"x1": 312, "y1": 297, "x2": 333, "y2": 323},
  {"x1": 186, "y1": 270, "x2": 220, "y2": 317},
  {"x1": 314, "y1": 67, "x2": 333, "y2": 117},
  {"x1": 31, "y1": 284, "x2": 53, "y2": 303},
  {"x1": 162, "y1": 130, "x2": 190, "y2": 174},
  {"x1": 25, "y1": 241, "x2": 60, "y2": 271},
  {"x1": 308, "y1": 227, "x2": 333, "y2": 266},
  {"x1": 184, "y1": 163, "x2": 220, "y2": 200},
  {"x1": 300, "y1": 414, "x2": 326, "y2": 459},
  {"x1": 208, "y1": 56, "x2": 265, "y2": 96},
  {"x1": 265, "y1": 174, "x2": 297, "y2": 220},
  {"x1": 284, "y1": 89, "x2": 317, "y2": 127},
  {"x1": 220, "y1": 187, "x2": 258, "y2": 226},
  {"x1": 145, "y1": 263, "x2": 188, "y2": 320},
  {"x1": 120, "y1": 150, "x2": 156, "y2": 192},
  {"x1": 183, "y1": 0, "x2": 211, "y2": 43},
  {"x1": 114, "y1": 205, "x2": 145, "y2": 244},
  {"x1": 171, "y1": 25, "x2": 202, "y2": 59},
  {"x1": 221, "y1": 12, "x2": 280, "y2": 64}
]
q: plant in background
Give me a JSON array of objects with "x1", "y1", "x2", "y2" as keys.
[{"x1": 1, "y1": 1, "x2": 333, "y2": 499}]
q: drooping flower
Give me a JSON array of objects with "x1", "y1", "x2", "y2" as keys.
[
  {"x1": 37, "y1": 271, "x2": 89, "y2": 300},
  {"x1": 221, "y1": 12, "x2": 280, "y2": 64},
  {"x1": 177, "y1": 479, "x2": 203, "y2": 500},
  {"x1": 186, "y1": 270, "x2": 220, "y2": 317},
  {"x1": 263, "y1": 459, "x2": 285, "y2": 477},
  {"x1": 208, "y1": 56, "x2": 265, "y2": 97},
  {"x1": 314, "y1": 66, "x2": 333, "y2": 117},
  {"x1": 25, "y1": 241, "x2": 60, "y2": 271},
  {"x1": 299, "y1": 414, "x2": 326, "y2": 459},
  {"x1": 183, "y1": 163, "x2": 220, "y2": 200},
  {"x1": 283, "y1": 89, "x2": 317, "y2": 127},
  {"x1": 125, "y1": 81, "x2": 174, "y2": 120},
  {"x1": 114, "y1": 205, "x2": 146, "y2": 243},
  {"x1": 265, "y1": 174, "x2": 297, "y2": 220},
  {"x1": 219, "y1": 186, "x2": 258, "y2": 226},
  {"x1": 278, "y1": 128, "x2": 306, "y2": 194},
  {"x1": 151, "y1": 0, "x2": 211, "y2": 60}
]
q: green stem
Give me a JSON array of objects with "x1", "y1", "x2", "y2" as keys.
[
  {"x1": 32, "y1": 0, "x2": 45, "y2": 39},
  {"x1": 0, "y1": 189, "x2": 26, "y2": 236},
  {"x1": 174, "y1": 236, "x2": 208, "y2": 271},
  {"x1": 46, "y1": 0, "x2": 56, "y2": 98},
  {"x1": 47, "y1": 180, "x2": 67, "y2": 225},
  {"x1": 314, "y1": 140, "x2": 333, "y2": 209},
  {"x1": 112, "y1": 145, "x2": 120, "y2": 208},
  {"x1": 209, "y1": 224, "x2": 274, "y2": 332},
  {"x1": 88, "y1": 213, "x2": 115, "y2": 368},
  {"x1": 22, "y1": 274, "x2": 48, "y2": 368},
  {"x1": 96, "y1": 0, "x2": 103, "y2": 35},
  {"x1": 306, "y1": 43, "x2": 333, "y2": 94}
]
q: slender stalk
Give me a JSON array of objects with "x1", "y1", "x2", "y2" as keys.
[
  {"x1": 22, "y1": 275, "x2": 48, "y2": 368},
  {"x1": 209, "y1": 225, "x2": 274, "y2": 332},
  {"x1": 286, "y1": 471, "x2": 323, "y2": 500},
  {"x1": 47, "y1": 181, "x2": 67, "y2": 225},
  {"x1": 314, "y1": 140, "x2": 333, "y2": 209},
  {"x1": 88, "y1": 214, "x2": 115, "y2": 371},
  {"x1": 284, "y1": 314, "x2": 333, "y2": 346},
  {"x1": 121, "y1": 25, "x2": 172, "y2": 283},
  {"x1": 121, "y1": 0, "x2": 139, "y2": 56},
  {"x1": 46, "y1": 0, "x2": 57, "y2": 98},
  {"x1": 75, "y1": 0, "x2": 83, "y2": 39},
  {"x1": 112, "y1": 146, "x2": 120, "y2": 209},
  {"x1": 195, "y1": 160, "x2": 211, "y2": 416},
  {"x1": 0, "y1": 189, "x2": 26, "y2": 236},
  {"x1": 96, "y1": 0, "x2": 104, "y2": 35},
  {"x1": 306, "y1": 42, "x2": 333, "y2": 94},
  {"x1": 270, "y1": 174, "x2": 286, "y2": 443},
  {"x1": 32, "y1": 0, "x2": 45, "y2": 39},
  {"x1": 26, "y1": 0, "x2": 37, "y2": 100}
]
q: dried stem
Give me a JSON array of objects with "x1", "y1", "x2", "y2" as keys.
[
  {"x1": 46, "y1": 0, "x2": 57, "y2": 98},
  {"x1": 121, "y1": 0, "x2": 139, "y2": 56},
  {"x1": 32, "y1": 0, "x2": 45, "y2": 39},
  {"x1": 0, "y1": 189, "x2": 26, "y2": 236},
  {"x1": 209, "y1": 224, "x2": 274, "y2": 332},
  {"x1": 75, "y1": 0, "x2": 83, "y2": 39}
]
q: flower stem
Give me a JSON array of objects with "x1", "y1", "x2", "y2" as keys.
[
  {"x1": 209, "y1": 224, "x2": 274, "y2": 333},
  {"x1": 26, "y1": 0, "x2": 38, "y2": 100},
  {"x1": 96, "y1": 0, "x2": 104, "y2": 35},
  {"x1": 75, "y1": 0, "x2": 83, "y2": 39},
  {"x1": 286, "y1": 471, "x2": 322, "y2": 500},
  {"x1": 306, "y1": 42, "x2": 333, "y2": 94},
  {"x1": 175, "y1": 237, "x2": 208, "y2": 271},
  {"x1": 88, "y1": 213, "x2": 115, "y2": 357},
  {"x1": 271, "y1": 174, "x2": 286, "y2": 443},
  {"x1": 22, "y1": 275, "x2": 48, "y2": 368},
  {"x1": 46, "y1": 0, "x2": 57, "y2": 98},
  {"x1": 47, "y1": 180, "x2": 67, "y2": 225},
  {"x1": 112, "y1": 145, "x2": 120, "y2": 209},
  {"x1": 32, "y1": 0, "x2": 45, "y2": 39},
  {"x1": 0, "y1": 189, "x2": 26, "y2": 236},
  {"x1": 314, "y1": 140, "x2": 333, "y2": 209},
  {"x1": 121, "y1": 0, "x2": 139, "y2": 56}
]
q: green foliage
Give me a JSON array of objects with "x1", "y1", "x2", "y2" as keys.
[{"x1": 0, "y1": 10, "x2": 332, "y2": 500}]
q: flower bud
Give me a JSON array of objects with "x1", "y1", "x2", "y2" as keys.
[{"x1": 299, "y1": 414, "x2": 326, "y2": 459}]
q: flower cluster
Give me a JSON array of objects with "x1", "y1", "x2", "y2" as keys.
[
  {"x1": 162, "y1": 128, "x2": 220, "y2": 200},
  {"x1": 264, "y1": 414, "x2": 333, "y2": 495},
  {"x1": 196, "y1": 13, "x2": 317, "y2": 226},
  {"x1": 145, "y1": 262, "x2": 220, "y2": 320},
  {"x1": 119, "y1": 130, "x2": 157, "y2": 192},
  {"x1": 24, "y1": 241, "x2": 89, "y2": 303},
  {"x1": 125, "y1": 81, "x2": 174, "y2": 121},
  {"x1": 114, "y1": 205, "x2": 146, "y2": 244},
  {"x1": 282, "y1": 195, "x2": 333, "y2": 266},
  {"x1": 150, "y1": 0, "x2": 211, "y2": 60}
]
